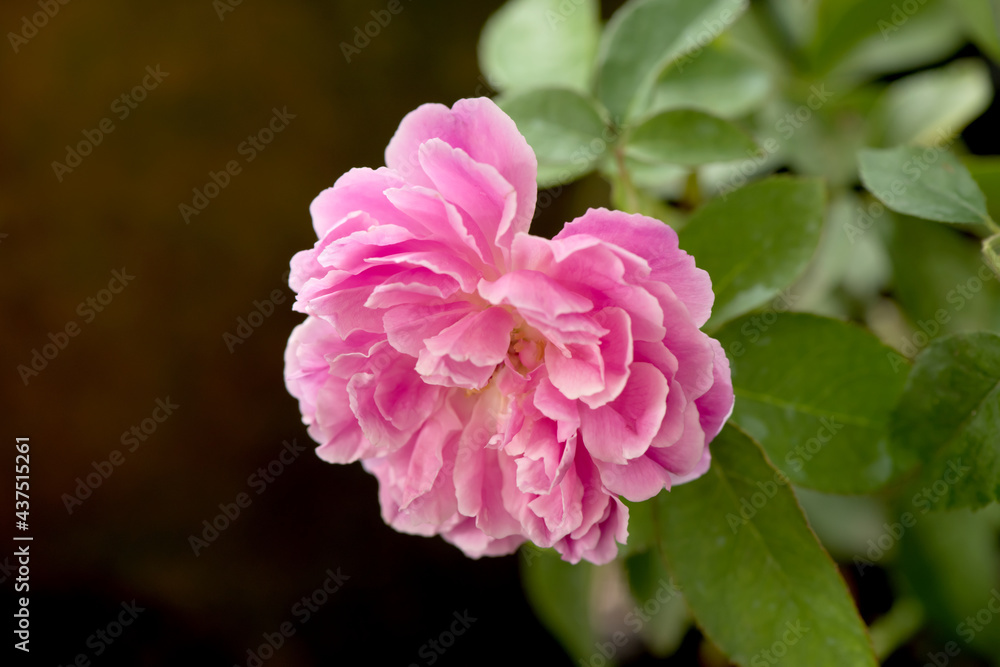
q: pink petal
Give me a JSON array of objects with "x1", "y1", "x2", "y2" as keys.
[
  {"x1": 310, "y1": 167, "x2": 409, "y2": 237},
  {"x1": 364, "y1": 268, "x2": 460, "y2": 309},
  {"x1": 532, "y1": 377, "x2": 581, "y2": 442},
  {"x1": 383, "y1": 301, "x2": 475, "y2": 358},
  {"x1": 696, "y1": 337, "x2": 735, "y2": 442},
  {"x1": 478, "y1": 270, "x2": 593, "y2": 317},
  {"x1": 384, "y1": 97, "x2": 537, "y2": 242},
  {"x1": 579, "y1": 362, "x2": 669, "y2": 464},
  {"x1": 418, "y1": 139, "x2": 518, "y2": 270},
  {"x1": 417, "y1": 307, "x2": 515, "y2": 389},
  {"x1": 578, "y1": 307, "x2": 633, "y2": 409},
  {"x1": 384, "y1": 185, "x2": 487, "y2": 266},
  {"x1": 544, "y1": 340, "x2": 605, "y2": 401},
  {"x1": 556, "y1": 208, "x2": 714, "y2": 327}
]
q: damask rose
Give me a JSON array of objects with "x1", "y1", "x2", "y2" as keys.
[{"x1": 284, "y1": 97, "x2": 733, "y2": 564}]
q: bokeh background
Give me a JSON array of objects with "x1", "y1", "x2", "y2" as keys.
[
  {"x1": 0, "y1": 0, "x2": 614, "y2": 665},
  {"x1": 2, "y1": 0, "x2": 1000, "y2": 665}
]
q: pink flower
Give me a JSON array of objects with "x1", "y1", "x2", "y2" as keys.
[{"x1": 284, "y1": 98, "x2": 733, "y2": 564}]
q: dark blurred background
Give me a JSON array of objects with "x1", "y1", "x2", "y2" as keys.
[
  {"x1": 3, "y1": 0, "x2": 1000, "y2": 665},
  {"x1": 0, "y1": 0, "x2": 603, "y2": 664}
]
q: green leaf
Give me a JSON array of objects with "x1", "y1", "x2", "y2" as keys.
[
  {"x1": 857, "y1": 145, "x2": 994, "y2": 227},
  {"x1": 520, "y1": 546, "x2": 597, "y2": 662},
  {"x1": 644, "y1": 44, "x2": 772, "y2": 119},
  {"x1": 499, "y1": 88, "x2": 609, "y2": 187},
  {"x1": 595, "y1": 0, "x2": 748, "y2": 124},
  {"x1": 832, "y1": 0, "x2": 965, "y2": 81},
  {"x1": 889, "y1": 332, "x2": 1000, "y2": 510},
  {"x1": 656, "y1": 424, "x2": 878, "y2": 667},
  {"x1": 809, "y1": 0, "x2": 945, "y2": 74},
  {"x1": 809, "y1": 0, "x2": 899, "y2": 73},
  {"x1": 886, "y1": 214, "x2": 1000, "y2": 340},
  {"x1": 678, "y1": 177, "x2": 825, "y2": 329},
  {"x1": 624, "y1": 109, "x2": 757, "y2": 166},
  {"x1": 478, "y1": 0, "x2": 600, "y2": 94},
  {"x1": 875, "y1": 59, "x2": 993, "y2": 148},
  {"x1": 620, "y1": 498, "x2": 657, "y2": 555},
  {"x1": 950, "y1": 0, "x2": 1000, "y2": 62},
  {"x1": 762, "y1": 0, "x2": 819, "y2": 49},
  {"x1": 623, "y1": 549, "x2": 688, "y2": 657},
  {"x1": 715, "y1": 313, "x2": 910, "y2": 493},
  {"x1": 966, "y1": 155, "x2": 1000, "y2": 226}
]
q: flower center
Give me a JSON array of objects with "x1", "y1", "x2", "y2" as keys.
[{"x1": 507, "y1": 325, "x2": 546, "y2": 375}]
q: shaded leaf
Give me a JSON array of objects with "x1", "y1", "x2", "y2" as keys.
[
  {"x1": 715, "y1": 313, "x2": 910, "y2": 493},
  {"x1": 679, "y1": 177, "x2": 825, "y2": 328},
  {"x1": 890, "y1": 332, "x2": 1000, "y2": 510},
  {"x1": 656, "y1": 425, "x2": 878, "y2": 667},
  {"x1": 625, "y1": 109, "x2": 757, "y2": 166}
]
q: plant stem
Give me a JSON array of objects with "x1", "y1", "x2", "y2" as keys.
[
  {"x1": 614, "y1": 146, "x2": 640, "y2": 214},
  {"x1": 869, "y1": 596, "x2": 925, "y2": 661}
]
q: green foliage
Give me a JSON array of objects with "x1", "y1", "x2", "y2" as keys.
[
  {"x1": 679, "y1": 177, "x2": 825, "y2": 328},
  {"x1": 625, "y1": 109, "x2": 757, "y2": 166},
  {"x1": 873, "y1": 59, "x2": 993, "y2": 148},
  {"x1": 889, "y1": 333, "x2": 1000, "y2": 510},
  {"x1": 479, "y1": 0, "x2": 600, "y2": 94},
  {"x1": 858, "y1": 145, "x2": 994, "y2": 227},
  {"x1": 656, "y1": 425, "x2": 878, "y2": 666},
  {"x1": 484, "y1": 0, "x2": 1000, "y2": 663},
  {"x1": 716, "y1": 313, "x2": 910, "y2": 493},
  {"x1": 595, "y1": 0, "x2": 749, "y2": 124},
  {"x1": 499, "y1": 88, "x2": 609, "y2": 187},
  {"x1": 520, "y1": 546, "x2": 598, "y2": 662}
]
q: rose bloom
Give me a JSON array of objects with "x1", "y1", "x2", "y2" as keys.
[{"x1": 284, "y1": 98, "x2": 733, "y2": 564}]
